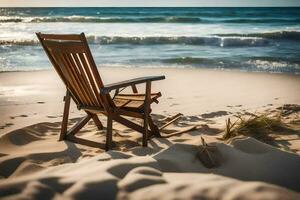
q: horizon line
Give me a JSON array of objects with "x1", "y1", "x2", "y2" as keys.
[{"x1": 1, "y1": 6, "x2": 300, "y2": 8}]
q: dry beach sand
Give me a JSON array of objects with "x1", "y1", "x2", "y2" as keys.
[{"x1": 0, "y1": 68, "x2": 300, "y2": 199}]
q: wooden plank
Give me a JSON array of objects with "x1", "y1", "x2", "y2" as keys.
[
  {"x1": 117, "y1": 92, "x2": 161, "y2": 97},
  {"x1": 66, "y1": 53, "x2": 93, "y2": 105},
  {"x1": 161, "y1": 126, "x2": 197, "y2": 138},
  {"x1": 159, "y1": 113, "x2": 183, "y2": 131},
  {"x1": 38, "y1": 33, "x2": 82, "y2": 41},
  {"x1": 61, "y1": 53, "x2": 89, "y2": 105},
  {"x1": 113, "y1": 108, "x2": 143, "y2": 118},
  {"x1": 72, "y1": 53, "x2": 98, "y2": 106},
  {"x1": 78, "y1": 53, "x2": 103, "y2": 107}
]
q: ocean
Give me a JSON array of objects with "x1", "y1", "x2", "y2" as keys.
[{"x1": 0, "y1": 7, "x2": 300, "y2": 73}]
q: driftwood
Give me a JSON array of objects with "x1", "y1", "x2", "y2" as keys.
[
  {"x1": 160, "y1": 125, "x2": 197, "y2": 138},
  {"x1": 196, "y1": 137, "x2": 222, "y2": 168},
  {"x1": 159, "y1": 113, "x2": 183, "y2": 131}
]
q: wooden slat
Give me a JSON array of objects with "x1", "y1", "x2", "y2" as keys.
[
  {"x1": 36, "y1": 33, "x2": 70, "y2": 95},
  {"x1": 72, "y1": 53, "x2": 98, "y2": 106},
  {"x1": 65, "y1": 53, "x2": 93, "y2": 105},
  {"x1": 80, "y1": 105, "x2": 105, "y2": 113},
  {"x1": 51, "y1": 52, "x2": 83, "y2": 105},
  {"x1": 159, "y1": 113, "x2": 183, "y2": 131},
  {"x1": 80, "y1": 33, "x2": 113, "y2": 110},
  {"x1": 78, "y1": 53, "x2": 103, "y2": 107},
  {"x1": 61, "y1": 53, "x2": 90, "y2": 105},
  {"x1": 44, "y1": 41, "x2": 86, "y2": 53},
  {"x1": 117, "y1": 92, "x2": 161, "y2": 97},
  {"x1": 114, "y1": 93, "x2": 161, "y2": 101},
  {"x1": 39, "y1": 33, "x2": 82, "y2": 41}
]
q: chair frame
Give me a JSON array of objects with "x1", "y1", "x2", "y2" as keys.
[{"x1": 36, "y1": 32, "x2": 165, "y2": 150}]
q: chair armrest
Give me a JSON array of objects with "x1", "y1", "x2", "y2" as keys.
[{"x1": 100, "y1": 75, "x2": 165, "y2": 94}]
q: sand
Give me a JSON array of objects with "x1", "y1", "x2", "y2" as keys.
[{"x1": 0, "y1": 68, "x2": 300, "y2": 199}]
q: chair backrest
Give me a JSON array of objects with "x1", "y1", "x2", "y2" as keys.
[{"x1": 36, "y1": 32, "x2": 111, "y2": 110}]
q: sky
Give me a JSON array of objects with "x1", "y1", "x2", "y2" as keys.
[{"x1": 1, "y1": 0, "x2": 300, "y2": 7}]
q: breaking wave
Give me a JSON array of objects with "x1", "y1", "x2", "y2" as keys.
[
  {"x1": 146, "y1": 57, "x2": 300, "y2": 73},
  {"x1": 1, "y1": 16, "x2": 300, "y2": 24},
  {"x1": 0, "y1": 36, "x2": 271, "y2": 47},
  {"x1": 216, "y1": 31, "x2": 300, "y2": 40}
]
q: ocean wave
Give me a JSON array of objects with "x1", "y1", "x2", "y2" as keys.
[
  {"x1": 0, "y1": 18, "x2": 22, "y2": 22},
  {"x1": 1, "y1": 15, "x2": 300, "y2": 24},
  {"x1": 216, "y1": 31, "x2": 300, "y2": 40},
  {"x1": 157, "y1": 56, "x2": 300, "y2": 65},
  {"x1": 30, "y1": 16, "x2": 204, "y2": 23},
  {"x1": 0, "y1": 39, "x2": 38, "y2": 46},
  {"x1": 145, "y1": 57, "x2": 300, "y2": 73},
  {"x1": 87, "y1": 36, "x2": 270, "y2": 47},
  {"x1": 219, "y1": 18, "x2": 300, "y2": 23},
  {"x1": 0, "y1": 36, "x2": 271, "y2": 47}
]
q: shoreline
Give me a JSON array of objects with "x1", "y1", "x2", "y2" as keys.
[{"x1": 1, "y1": 66, "x2": 300, "y2": 75}]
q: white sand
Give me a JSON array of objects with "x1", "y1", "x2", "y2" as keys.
[{"x1": 0, "y1": 68, "x2": 300, "y2": 199}]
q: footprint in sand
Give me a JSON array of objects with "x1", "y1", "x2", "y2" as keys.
[
  {"x1": 10, "y1": 114, "x2": 28, "y2": 119},
  {"x1": 201, "y1": 111, "x2": 230, "y2": 118},
  {"x1": 47, "y1": 115, "x2": 57, "y2": 118},
  {"x1": 0, "y1": 123, "x2": 14, "y2": 129}
]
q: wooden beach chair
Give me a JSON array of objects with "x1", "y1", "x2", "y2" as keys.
[{"x1": 36, "y1": 32, "x2": 165, "y2": 150}]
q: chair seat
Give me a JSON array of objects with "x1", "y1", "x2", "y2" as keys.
[{"x1": 113, "y1": 92, "x2": 161, "y2": 112}]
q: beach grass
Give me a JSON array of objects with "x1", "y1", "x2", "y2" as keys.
[{"x1": 222, "y1": 112, "x2": 285, "y2": 143}]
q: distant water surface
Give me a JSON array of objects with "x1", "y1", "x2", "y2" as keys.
[{"x1": 0, "y1": 7, "x2": 300, "y2": 73}]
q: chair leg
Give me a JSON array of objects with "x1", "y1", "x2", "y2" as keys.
[
  {"x1": 59, "y1": 90, "x2": 71, "y2": 141},
  {"x1": 106, "y1": 114, "x2": 113, "y2": 151},
  {"x1": 143, "y1": 81, "x2": 151, "y2": 147},
  {"x1": 149, "y1": 116, "x2": 161, "y2": 137},
  {"x1": 90, "y1": 114, "x2": 104, "y2": 130},
  {"x1": 143, "y1": 115, "x2": 149, "y2": 147}
]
